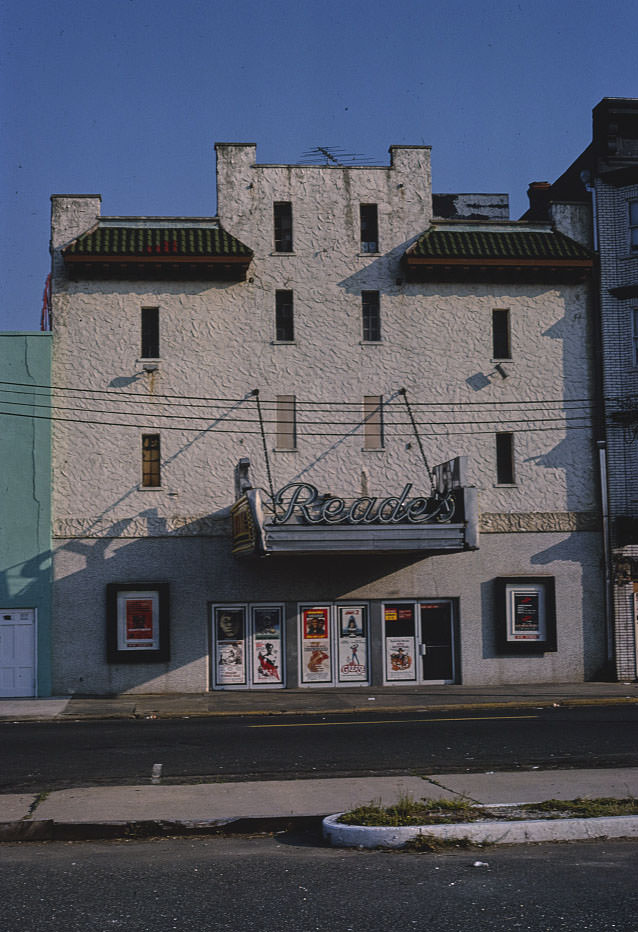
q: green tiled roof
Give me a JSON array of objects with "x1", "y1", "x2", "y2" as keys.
[
  {"x1": 63, "y1": 224, "x2": 253, "y2": 259},
  {"x1": 407, "y1": 227, "x2": 591, "y2": 262}
]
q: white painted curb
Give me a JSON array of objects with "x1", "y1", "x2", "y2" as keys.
[{"x1": 322, "y1": 812, "x2": 638, "y2": 848}]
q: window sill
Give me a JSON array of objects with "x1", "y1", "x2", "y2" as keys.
[
  {"x1": 362, "y1": 447, "x2": 385, "y2": 453},
  {"x1": 271, "y1": 340, "x2": 297, "y2": 345},
  {"x1": 494, "y1": 483, "x2": 517, "y2": 488},
  {"x1": 360, "y1": 340, "x2": 382, "y2": 346},
  {"x1": 274, "y1": 448, "x2": 298, "y2": 453},
  {"x1": 271, "y1": 251, "x2": 296, "y2": 257},
  {"x1": 138, "y1": 485, "x2": 163, "y2": 491},
  {"x1": 358, "y1": 251, "x2": 381, "y2": 258}
]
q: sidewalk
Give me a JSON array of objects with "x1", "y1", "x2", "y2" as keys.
[
  {"x1": 3, "y1": 767, "x2": 638, "y2": 844},
  {"x1": 1, "y1": 680, "x2": 637, "y2": 722}
]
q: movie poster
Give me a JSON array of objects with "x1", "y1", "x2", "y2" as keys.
[
  {"x1": 511, "y1": 590, "x2": 542, "y2": 640},
  {"x1": 338, "y1": 606, "x2": 368, "y2": 683},
  {"x1": 385, "y1": 636, "x2": 416, "y2": 681},
  {"x1": 301, "y1": 607, "x2": 332, "y2": 683},
  {"x1": 215, "y1": 607, "x2": 246, "y2": 685},
  {"x1": 252, "y1": 607, "x2": 283, "y2": 686},
  {"x1": 124, "y1": 598, "x2": 155, "y2": 647}
]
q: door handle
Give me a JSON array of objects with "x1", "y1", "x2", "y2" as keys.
[{"x1": 419, "y1": 643, "x2": 427, "y2": 656}]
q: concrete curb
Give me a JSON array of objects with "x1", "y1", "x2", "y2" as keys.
[
  {"x1": 322, "y1": 812, "x2": 638, "y2": 848},
  {"x1": 1, "y1": 695, "x2": 636, "y2": 724},
  {"x1": 0, "y1": 815, "x2": 325, "y2": 843}
]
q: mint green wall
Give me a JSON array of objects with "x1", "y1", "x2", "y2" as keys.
[{"x1": 0, "y1": 333, "x2": 52, "y2": 695}]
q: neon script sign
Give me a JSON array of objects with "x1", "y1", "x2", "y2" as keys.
[{"x1": 273, "y1": 482, "x2": 455, "y2": 526}]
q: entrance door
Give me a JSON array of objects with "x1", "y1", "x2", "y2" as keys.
[
  {"x1": 0, "y1": 609, "x2": 36, "y2": 697},
  {"x1": 419, "y1": 601, "x2": 454, "y2": 683}
]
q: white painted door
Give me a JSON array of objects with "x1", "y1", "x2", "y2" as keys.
[{"x1": 0, "y1": 609, "x2": 36, "y2": 697}]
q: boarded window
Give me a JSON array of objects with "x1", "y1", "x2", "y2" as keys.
[
  {"x1": 362, "y1": 291, "x2": 381, "y2": 342},
  {"x1": 496, "y1": 432, "x2": 515, "y2": 484},
  {"x1": 141, "y1": 307, "x2": 159, "y2": 358},
  {"x1": 142, "y1": 434, "x2": 161, "y2": 487},
  {"x1": 276, "y1": 395, "x2": 297, "y2": 449},
  {"x1": 363, "y1": 395, "x2": 384, "y2": 449},
  {"x1": 274, "y1": 202, "x2": 293, "y2": 252},
  {"x1": 360, "y1": 204, "x2": 379, "y2": 253},
  {"x1": 275, "y1": 290, "x2": 294, "y2": 341}
]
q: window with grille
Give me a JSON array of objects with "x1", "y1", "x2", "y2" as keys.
[
  {"x1": 362, "y1": 291, "x2": 381, "y2": 342},
  {"x1": 630, "y1": 200, "x2": 638, "y2": 253},
  {"x1": 275, "y1": 290, "x2": 294, "y2": 341},
  {"x1": 274, "y1": 202, "x2": 293, "y2": 252},
  {"x1": 142, "y1": 434, "x2": 161, "y2": 487}
]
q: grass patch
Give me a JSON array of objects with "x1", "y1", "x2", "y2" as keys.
[
  {"x1": 530, "y1": 797, "x2": 638, "y2": 819},
  {"x1": 337, "y1": 794, "x2": 638, "y2": 827},
  {"x1": 402, "y1": 833, "x2": 479, "y2": 852},
  {"x1": 338, "y1": 794, "x2": 484, "y2": 827}
]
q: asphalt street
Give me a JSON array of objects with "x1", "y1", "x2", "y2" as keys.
[
  {"x1": 1, "y1": 835, "x2": 637, "y2": 932},
  {"x1": 2, "y1": 703, "x2": 638, "y2": 792}
]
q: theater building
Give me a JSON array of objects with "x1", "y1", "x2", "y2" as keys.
[{"x1": 49, "y1": 142, "x2": 604, "y2": 694}]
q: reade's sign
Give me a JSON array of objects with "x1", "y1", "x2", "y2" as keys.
[{"x1": 273, "y1": 482, "x2": 455, "y2": 525}]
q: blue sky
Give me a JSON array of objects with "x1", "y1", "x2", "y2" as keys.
[{"x1": 1, "y1": 0, "x2": 636, "y2": 331}]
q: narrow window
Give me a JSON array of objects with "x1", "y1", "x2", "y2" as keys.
[
  {"x1": 275, "y1": 290, "x2": 294, "y2": 341},
  {"x1": 496, "y1": 432, "x2": 515, "y2": 484},
  {"x1": 276, "y1": 395, "x2": 296, "y2": 449},
  {"x1": 492, "y1": 309, "x2": 511, "y2": 359},
  {"x1": 274, "y1": 202, "x2": 293, "y2": 252},
  {"x1": 362, "y1": 291, "x2": 381, "y2": 342},
  {"x1": 360, "y1": 204, "x2": 379, "y2": 253},
  {"x1": 630, "y1": 200, "x2": 638, "y2": 253},
  {"x1": 632, "y1": 309, "x2": 638, "y2": 366},
  {"x1": 363, "y1": 395, "x2": 384, "y2": 450},
  {"x1": 142, "y1": 434, "x2": 161, "y2": 487},
  {"x1": 141, "y1": 307, "x2": 159, "y2": 358}
]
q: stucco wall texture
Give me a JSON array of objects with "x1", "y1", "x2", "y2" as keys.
[{"x1": 49, "y1": 145, "x2": 605, "y2": 693}]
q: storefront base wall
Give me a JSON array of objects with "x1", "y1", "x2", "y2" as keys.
[{"x1": 52, "y1": 530, "x2": 605, "y2": 695}]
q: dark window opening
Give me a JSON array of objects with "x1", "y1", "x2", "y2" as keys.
[
  {"x1": 275, "y1": 290, "x2": 294, "y2": 341},
  {"x1": 362, "y1": 291, "x2": 381, "y2": 341},
  {"x1": 492, "y1": 309, "x2": 511, "y2": 359},
  {"x1": 496, "y1": 432, "x2": 515, "y2": 484},
  {"x1": 274, "y1": 202, "x2": 293, "y2": 252},
  {"x1": 360, "y1": 204, "x2": 379, "y2": 253},
  {"x1": 141, "y1": 307, "x2": 159, "y2": 358},
  {"x1": 630, "y1": 200, "x2": 638, "y2": 252},
  {"x1": 142, "y1": 434, "x2": 161, "y2": 487}
]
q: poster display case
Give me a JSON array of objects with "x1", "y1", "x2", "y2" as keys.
[
  {"x1": 494, "y1": 577, "x2": 557, "y2": 654},
  {"x1": 298, "y1": 603, "x2": 371, "y2": 687},
  {"x1": 106, "y1": 583, "x2": 169, "y2": 664},
  {"x1": 212, "y1": 603, "x2": 285, "y2": 689}
]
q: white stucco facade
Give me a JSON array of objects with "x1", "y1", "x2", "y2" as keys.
[{"x1": 49, "y1": 144, "x2": 605, "y2": 694}]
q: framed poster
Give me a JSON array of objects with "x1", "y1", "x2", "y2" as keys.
[
  {"x1": 337, "y1": 605, "x2": 368, "y2": 683},
  {"x1": 251, "y1": 606, "x2": 284, "y2": 686},
  {"x1": 495, "y1": 577, "x2": 557, "y2": 654},
  {"x1": 384, "y1": 603, "x2": 416, "y2": 681},
  {"x1": 300, "y1": 606, "x2": 332, "y2": 684},
  {"x1": 106, "y1": 583, "x2": 169, "y2": 663},
  {"x1": 214, "y1": 606, "x2": 247, "y2": 686}
]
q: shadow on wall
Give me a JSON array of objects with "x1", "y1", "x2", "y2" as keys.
[
  {"x1": 479, "y1": 530, "x2": 606, "y2": 679},
  {"x1": 52, "y1": 511, "x2": 437, "y2": 696}
]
